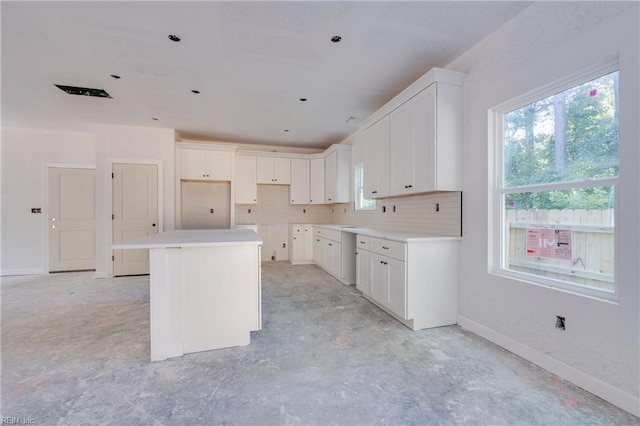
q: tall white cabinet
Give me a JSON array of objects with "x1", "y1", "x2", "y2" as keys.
[{"x1": 290, "y1": 159, "x2": 310, "y2": 204}]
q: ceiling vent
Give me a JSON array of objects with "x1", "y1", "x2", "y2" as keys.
[{"x1": 54, "y1": 84, "x2": 112, "y2": 98}]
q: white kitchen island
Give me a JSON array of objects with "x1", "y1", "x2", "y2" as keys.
[{"x1": 113, "y1": 229, "x2": 262, "y2": 362}]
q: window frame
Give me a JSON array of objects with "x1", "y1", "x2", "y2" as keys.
[
  {"x1": 490, "y1": 59, "x2": 620, "y2": 302},
  {"x1": 354, "y1": 162, "x2": 376, "y2": 211}
]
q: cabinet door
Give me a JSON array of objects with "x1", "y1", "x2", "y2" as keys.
[
  {"x1": 256, "y1": 157, "x2": 274, "y2": 183},
  {"x1": 356, "y1": 249, "x2": 371, "y2": 295},
  {"x1": 327, "y1": 240, "x2": 341, "y2": 277},
  {"x1": 181, "y1": 149, "x2": 210, "y2": 180},
  {"x1": 303, "y1": 226, "x2": 313, "y2": 259},
  {"x1": 290, "y1": 159, "x2": 310, "y2": 204},
  {"x1": 310, "y1": 158, "x2": 325, "y2": 204},
  {"x1": 325, "y1": 151, "x2": 337, "y2": 203},
  {"x1": 235, "y1": 156, "x2": 257, "y2": 204},
  {"x1": 208, "y1": 151, "x2": 233, "y2": 181},
  {"x1": 410, "y1": 85, "x2": 436, "y2": 193},
  {"x1": 370, "y1": 253, "x2": 388, "y2": 305},
  {"x1": 387, "y1": 257, "x2": 407, "y2": 319},
  {"x1": 313, "y1": 236, "x2": 325, "y2": 267},
  {"x1": 389, "y1": 101, "x2": 414, "y2": 195},
  {"x1": 363, "y1": 116, "x2": 390, "y2": 199},
  {"x1": 273, "y1": 158, "x2": 291, "y2": 184},
  {"x1": 291, "y1": 234, "x2": 305, "y2": 261}
]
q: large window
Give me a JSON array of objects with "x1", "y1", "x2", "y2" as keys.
[{"x1": 493, "y1": 63, "x2": 619, "y2": 299}]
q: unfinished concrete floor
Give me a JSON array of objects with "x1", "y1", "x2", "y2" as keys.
[{"x1": 2, "y1": 262, "x2": 638, "y2": 425}]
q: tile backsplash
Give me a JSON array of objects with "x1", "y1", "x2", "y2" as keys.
[{"x1": 236, "y1": 185, "x2": 461, "y2": 237}]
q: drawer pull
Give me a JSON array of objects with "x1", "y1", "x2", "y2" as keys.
[
  {"x1": 380, "y1": 260, "x2": 388, "y2": 265},
  {"x1": 328, "y1": 243, "x2": 333, "y2": 246},
  {"x1": 360, "y1": 241, "x2": 366, "y2": 244},
  {"x1": 382, "y1": 246, "x2": 389, "y2": 250}
]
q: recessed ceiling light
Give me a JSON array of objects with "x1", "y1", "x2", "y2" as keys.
[
  {"x1": 299, "y1": 98, "x2": 307, "y2": 102},
  {"x1": 54, "y1": 84, "x2": 112, "y2": 98},
  {"x1": 110, "y1": 74, "x2": 121, "y2": 79},
  {"x1": 331, "y1": 35, "x2": 342, "y2": 43},
  {"x1": 152, "y1": 117, "x2": 159, "y2": 121},
  {"x1": 191, "y1": 90, "x2": 200, "y2": 94},
  {"x1": 168, "y1": 34, "x2": 181, "y2": 42}
]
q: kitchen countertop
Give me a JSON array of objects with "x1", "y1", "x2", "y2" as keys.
[
  {"x1": 112, "y1": 229, "x2": 263, "y2": 249},
  {"x1": 311, "y1": 224, "x2": 461, "y2": 243}
]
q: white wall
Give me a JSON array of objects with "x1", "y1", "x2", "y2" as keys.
[
  {"x1": 0, "y1": 124, "x2": 175, "y2": 277},
  {"x1": 0, "y1": 128, "x2": 96, "y2": 275},
  {"x1": 94, "y1": 124, "x2": 176, "y2": 277},
  {"x1": 447, "y1": 2, "x2": 639, "y2": 415}
]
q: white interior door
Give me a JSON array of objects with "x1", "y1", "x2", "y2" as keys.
[
  {"x1": 113, "y1": 163, "x2": 158, "y2": 276},
  {"x1": 49, "y1": 167, "x2": 96, "y2": 272}
]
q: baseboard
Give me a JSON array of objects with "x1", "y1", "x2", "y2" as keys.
[
  {"x1": 1, "y1": 268, "x2": 44, "y2": 277},
  {"x1": 457, "y1": 315, "x2": 639, "y2": 417}
]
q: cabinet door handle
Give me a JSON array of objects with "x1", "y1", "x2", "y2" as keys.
[
  {"x1": 372, "y1": 190, "x2": 378, "y2": 194},
  {"x1": 382, "y1": 246, "x2": 389, "y2": 250},
  {"x1": 360, "y1": 241, "x2": 366, "y2": 244},
  {"x1": 408, "y1": 184, "x2": 413, "y2": 188},
  {"x1": 328, "y1": 243, "x2": 332, "y2": 246}
]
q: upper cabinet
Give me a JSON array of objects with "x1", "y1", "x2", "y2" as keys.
[
  {"x1": 180, "y1": 146, "x2": 234, "y2": 181},
  {"x1": 257, "y1": 157, "x2": 291, "y2": 185},
  {"x1": 360, "y1": 67, "x2": 465, "y2": 198},
  {"x1": 363, "y1": 115, "x2": 390, "y2": 199},
  {"x1": 236, "y1": 155, "x2": 257, "y2": 204},
  {"x1": 324, "y1": 145, "x2": 351, "y2": 204},
  {"x1": 309, "y1": 157, "x2": 325, "y2": 204},
  {"x1": 290, "y1": 158, "x2": 310, "y2": 204}
]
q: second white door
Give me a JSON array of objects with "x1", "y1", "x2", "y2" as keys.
[{"x1": 112, "y1": 163, "x2": 158, "y2": 276}]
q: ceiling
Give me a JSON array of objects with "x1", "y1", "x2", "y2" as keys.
[{"x1": 1, "y1": 1, "x2": 531, "y2": 149}]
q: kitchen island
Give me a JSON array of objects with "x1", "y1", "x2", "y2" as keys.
[{"x1": 113, "y1": 229, "x2": 262, "y2": 361}]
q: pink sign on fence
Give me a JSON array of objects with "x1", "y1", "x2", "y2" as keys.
[{"x1": 526, "y1": 228, "x2": 572, "y2": 260}]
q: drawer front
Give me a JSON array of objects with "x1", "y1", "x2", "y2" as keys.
[
  {"x1": 370, "y1": 237, "x2": 407, "y2": 261},
  {"x1": 323, "y1": 229, "x2": 342, "y2": 242},
  {"x1": 356, "y1": 235, "x2": 370, "y2": 251}
]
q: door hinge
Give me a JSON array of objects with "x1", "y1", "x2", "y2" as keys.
[
  {"x1": 111, "y1": 172, "x2": 114, "y2": 178},
  {"x1": 112, "y1": 214, "x2": 115, "y2": 220},
  {"x1": 112, "y1": 255, "x2": 115, "y2": 261}
]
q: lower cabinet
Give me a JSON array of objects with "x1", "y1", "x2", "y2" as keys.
[
  {"x1": 289, "y1": 224, "x2": 313, "y2": 265},
  {"x1": 312, "y1": 226, "x2": 356, "y2": 285},
  {"x1": 356, "y1": 234, "x2": 458, "y2": 330}
]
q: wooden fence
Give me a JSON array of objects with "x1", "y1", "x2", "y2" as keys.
[{"x1": 505, "y1": 209, "x2": 614, "y2": 291}]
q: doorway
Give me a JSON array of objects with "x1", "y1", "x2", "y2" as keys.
[{"x1": 112, "y1": 163, "x2": 158, "y2": 276}]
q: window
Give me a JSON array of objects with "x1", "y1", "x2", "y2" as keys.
[
  {"x1": 354, "y1": 162, "x2": 376, "y2": 210},
  {"x1": 493, "y1": 64, "x2": 619, "y2": 299}
]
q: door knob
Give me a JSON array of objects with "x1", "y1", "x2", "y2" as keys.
[{"x1": 152, "y1": 223, "x2": 156, "y2": 227}]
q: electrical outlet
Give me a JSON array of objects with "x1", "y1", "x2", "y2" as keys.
[
  {"x1": 393, "y1": 205, "x2": 396, "y2": 213},
  {"x1": 382, "y1": 206, "x2": 386, "y2": 213},
  {"x1": 436, "y1": 203, "x2": 440, "y2": 212},
  {"x1": 248, "y1": 209, "x2": 251, "y2": 213}
]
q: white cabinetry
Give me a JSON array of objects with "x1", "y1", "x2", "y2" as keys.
[
  {"x1": 312, "y1": 226, "x2": 356, "y2": 285},
  {"x1": 355, "y1": 238, "x2": 371, "y2": 295},
  {"x1": 235, "y1": 155, "x2": 257, "y2": 204},
  {"x1": 363, "y1": 116, "x2": 390, "y2": 199},
  {"x1": 389, "y1": 82, "x2": 462, "y2": 195},
  {"x1": 290, "y1": 159, "x2": 310, "y2": 204},
  {"x1": 355, "y1": 234, "x2": 458, "y2": 330},
  {"x1": 310, "y1": 157, "x2": 325, "y2": 204},
  {"x1": 324, "y1": 145, "x2": 351, "y2": 203},
  {"x1": 257, "y1": 157, "x2": 291, "y2": 184},
  {"x1": 289, "y1": 224, "x2": 313, "y2": 265},
  {"x1": 180, "y1": 148, "x2": 233, "y2": 181}
]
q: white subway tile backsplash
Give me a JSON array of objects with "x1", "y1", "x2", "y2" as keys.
[{"x1": 235, "y1": 185, "x2": 461, "y2": 237}]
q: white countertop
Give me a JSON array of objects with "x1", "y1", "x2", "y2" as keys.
[
  {"x1": 311, "y1": 224, "x2": 461, "y2": 243},
  {"x1": 113, "y1": 229, "x2": 263, "y2": 249}
]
